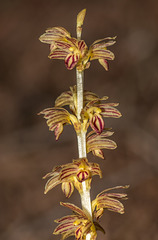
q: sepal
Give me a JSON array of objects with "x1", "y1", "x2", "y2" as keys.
[
  {"x1": 39, "y1": 26, "x2": 71, "y2": 44},
  {"x1": 86, "y1": 130, "x2": 117, "y2": 159},
  {"x1": 92, "y1": 185, "x2": 129, "y2": 220},
  {"x1": 38, "y1": 107, "x2": 79, "y2": 139},
  {"x1": 38, "y1": 107, "x2": 72, "y2": 140},
  {"x1": 62, "y1": 182, "x2": 74, "y2": 198}
]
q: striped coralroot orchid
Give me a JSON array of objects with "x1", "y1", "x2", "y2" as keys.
[
  {"x1": 43, "y1": 158, "x2": 102, "y2": 197},
  {"x1": 38, "y1": 86, "x2": 121, "y2": 139},
  {"x1": 54, "y1": 202, "x2": 100, "y2": 240},
  {"x1": 81, "y1": 97, "x2": 122, "y2": 134},
  {"x1": 38, "y1": 8, "x2": 129, "y2": 240},
  {"x1": 39, "y1": 14, "x2": 115, "y2": 71}
]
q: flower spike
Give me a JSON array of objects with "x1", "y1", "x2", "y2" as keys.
[{"x1": 39, "y1": 9, "x2": 129, "y2": 240}]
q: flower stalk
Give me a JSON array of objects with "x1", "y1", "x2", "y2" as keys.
[
  {"x1": 76, "y1": 10, "x2": 93, "y2": 224},
  {"x1": 76, "y1": 70, "x2": 86, "y2": 158},
  {"x1": 76, "y1": 69, "x2": 92, "y2": 222}
]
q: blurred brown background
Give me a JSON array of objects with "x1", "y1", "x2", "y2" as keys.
[{"x1": 0, "y1": 0, "x2": 158, "y2": 239}]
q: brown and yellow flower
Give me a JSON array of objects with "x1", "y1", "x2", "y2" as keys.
[
  {"x1": 43, "y1": 158, "x2": 102, "y2": 197},
  {"x1": 81, "y1": 97, "x2": 122, "y2": 134},
  {"x1": 54, "y1": 202, "x2": 103, "y2": 240},
  {"x1": 39, "y1": 10, "x2": 116, "y2": 71},
  {"x1": 39, "y1": 27, "x2": 89, "y2": 70}
]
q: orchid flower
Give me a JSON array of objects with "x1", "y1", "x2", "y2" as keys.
[
  {"x1": 39, "y1": 26, "x2": 116, "y2": 71},
  {"x1": 43, "y1": 158, "x2": 102, "y2": 197}
]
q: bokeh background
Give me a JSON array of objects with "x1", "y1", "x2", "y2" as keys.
[{"x1": 1, "y1": 0, "x2": 158, "y2": 239}]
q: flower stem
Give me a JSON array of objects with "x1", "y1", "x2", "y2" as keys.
[
  {"x1": 76, "y1": 70, "x2": 87, "y2": 158},
  {"x1": 76, "y1": 69, "x2": 92, "y2": 222}
]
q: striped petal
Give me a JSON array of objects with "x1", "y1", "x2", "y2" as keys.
[
  {"x1": 44, "y1": 175, "x2": 60, "y2": 194},
  {"x1": 87, "y1": 131, "x2": 117, "y2": 159},
  {"x1": 55, "y1": 86, "x2": 77, "y2": 114},
  {"x1": 76, "y1": 169, "x2": 90, "y2": 182},
  {"x1": 55, "y1": 89, "x2": 73, "y2": 107},
  {"x1": 54, "y1": 221, "x2": 77, "y2": 235},
  {"x1": 60, "y1": 202, "x2": 87, "y2": 218},
  {"x1": 43, "y1": 168, "x2": 61, "y2": 194},
  {"x1": 55, "y1": 215, "x2": 81, "y2": 223},
  {"x1": 78, "y1": 40, "x2": 88, "y2": 56},
  {"x1": 83, "y1": 91, "x2": 100, "y2": 105},
  {"x1": 87, "y1": 37, "x2": 116, "y2": 70},
  {"x1": 54, "y1": 39, "x2": 73, "y2": 49},
  {"x1": 92, "y1": 185, "x2": 129, "y2": 219},
  {"x1": 39, "y1": 27, "x2": 71, "y2": 44},
  {"x1": 96, "y1": 185, "x2": 129, "y2": 197},
  {"x1": 91, "y1": 37, "x2": 116, "y2": 46},
  {"x1": 62, "y1": 181, "x2": 74, "y2": 198},
  {"x1": 60, "y1": 167, "x2": 78, "y2": 181},
  {"x1": 65, "y1": 53, "x2": 79, "y2": 70},
  {"x1": 38, "y1": 107, "x2": 71, "y2": 140},
  {"x1": 90, "y1": 49, "x2": 114, "y2": 60},
  {"x1": 49, "y1": 49, "x2": 69, "y2": 59},
  {"x1": 98, "y1": 59, "x2": 109, "y2": 71},
  {"x1": 99, "y1": 104, "x2": 122, "y2": 118},
  {"x1": 96, "y1": 197, "x2": 125, "y2": 215},
  {"x1": 92, "y1": 149, "x2": 104, "y2": 159},
  {"x1": 89, "y1": 162, "x2": 102, "y2": 178},
  {"x1": 90, "y1": 113, "x2": 104, "y2": 134}
]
